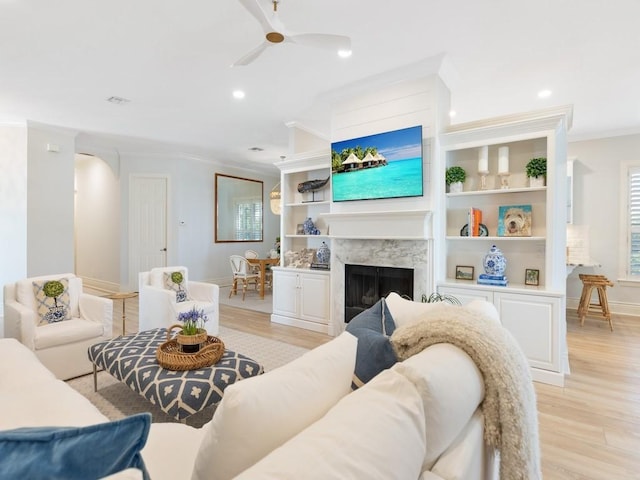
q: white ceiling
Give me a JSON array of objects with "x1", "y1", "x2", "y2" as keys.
[{"x1": 2, "y1": 0, "x2": 639, "y2": 171}]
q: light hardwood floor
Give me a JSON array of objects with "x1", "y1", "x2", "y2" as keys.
[{"x1": 112, "y1": 294, "x2": 640, "y2": 478}]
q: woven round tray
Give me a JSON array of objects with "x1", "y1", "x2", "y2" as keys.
[{"x1": 156, "y1": 335, "x2": 225, "y2": 371}]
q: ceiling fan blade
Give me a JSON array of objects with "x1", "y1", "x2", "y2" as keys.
[
  {"x1": 238, "y1": 0, "x2": 275, "y2": 33},
  {"x1": 232, "y1": 41, "x2": 270, "y2": 67},
  {"x1": 287, "y1": 33, "x2": 351, "y2": 52}
]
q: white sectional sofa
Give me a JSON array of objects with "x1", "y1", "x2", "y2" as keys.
[{"x1": 0, "y1": 296, "x2": 528, "y2": 480}]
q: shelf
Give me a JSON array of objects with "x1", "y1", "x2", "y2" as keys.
[
  {"x1": 439, "y1": 279, "x2": 564, "y2": 297},
  {"x1": 285, "y1": 234, "x2": 330, "y2": 239},
  {"x1": 285, "y1": 200, "x2": 330, "y2": 208},
  {"x1": 446, "y1": 186, "x2": 546, "y2": 197},
  {"x1": 445, "y1": 236, "x2": 545, "y2": 241}
]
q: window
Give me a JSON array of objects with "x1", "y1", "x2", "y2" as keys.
[
  {"x1": 235, "y1": 199, "x2": 262, "y2": 241},
  {"x1": 628, "y1": 167, "x2": 640, "y2": 277}
]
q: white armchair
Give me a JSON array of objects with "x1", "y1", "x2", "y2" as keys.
[
  {"x1": 3, "y1": 273, "x2": 113, "y2": 380},
  {"x1": 138, "y1": 266, "x2": 219, "y2": 336}
]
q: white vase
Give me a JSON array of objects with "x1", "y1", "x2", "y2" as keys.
[
  {"x1": 449, "y1": 181, "x2": 463, "y2": 193},
  {"x1": 529, "y1": 176, "x2": 545, "y2": 187}
]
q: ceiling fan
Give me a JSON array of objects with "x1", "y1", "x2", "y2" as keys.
[{"x1": 233, "y1": 0, "x2": 351, "y2": 66}]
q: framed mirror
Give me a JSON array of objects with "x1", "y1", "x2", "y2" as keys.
[{"x1": 215, "y1": 173, "x2": 263, "y2": 243}]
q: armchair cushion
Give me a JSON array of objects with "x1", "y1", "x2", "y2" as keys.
[
  {"x1": 33, "y1": 278, "x2": 72, "y2": 325},
  {"x1": 163, "y1": 271, "x2": 189, "y2": 303},
  {"x1": 16, "y1": 273, "x2": 80, "y2": 319},
  {"x1": 149, "y1": 267, "x2": 188, "y2": 289},
  {"x1": 34, "y1": 319, "x2": 105, "y2": 350}
]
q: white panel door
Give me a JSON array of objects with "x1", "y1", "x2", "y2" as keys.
[{"x1": 130, "y1": 176, "x2": 168, "y2": 288}]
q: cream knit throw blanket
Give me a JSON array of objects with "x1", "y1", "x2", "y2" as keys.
[{"x1": 390, "y1": 308, "x2": 541, "y2": 480}]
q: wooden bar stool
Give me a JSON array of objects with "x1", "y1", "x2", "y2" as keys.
[{"x1": 577, "y1": 274, "x2": 614, "y2": 331}]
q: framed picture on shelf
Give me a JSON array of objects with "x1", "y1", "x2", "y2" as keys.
[
  {"x1": 455, "y1": 265, "x2": 474, "y2": 280},
  {"x1": 525, "y1": 269, "x2": 540, "y2": 286},
  {"x1": 497, "y1": 204, "x2": 532, "y2": 237},
  {"x1": 296, "y1": 224, "x2": 304, "y2": 235}
]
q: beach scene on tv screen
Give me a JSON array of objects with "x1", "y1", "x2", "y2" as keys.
[{"x1": 331, "y1": 125, "x2": 423, "y2": 202}]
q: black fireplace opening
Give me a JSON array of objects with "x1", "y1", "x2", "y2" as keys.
[{"x1": 344, "y1": 264, "x2": 414, "y2": 323}]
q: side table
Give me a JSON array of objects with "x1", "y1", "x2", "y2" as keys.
[{"x1": 106, "y1": 291, "x2": 138, "y2": 335}]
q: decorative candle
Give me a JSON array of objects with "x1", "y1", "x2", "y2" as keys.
[
  {"x1": 498, "y1": 146, "x2": 509, "y2": 174},
  {"x1": 478, "y1": 145, "x2": 488, "y2": 173}
]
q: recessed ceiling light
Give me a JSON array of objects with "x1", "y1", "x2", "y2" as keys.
[
  {"x1": 538, "y1": 89, "x2": 552, "y2": 98},
  {"x1": 338, "y1": 49, "x2": 352, "y2": 58},
  {"x1": 449, "y1": 110, "x2": 457, "y2": 118},
  {"x1": 106, "y1": 96, "x2": 130, "y2": 105},
  {"x1": 232, "y1": 90, "x2": 245, "y2": 99}
]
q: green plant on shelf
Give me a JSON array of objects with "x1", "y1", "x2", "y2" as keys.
[
  {"x1": 445, "y1": 166, "x2": 466, "y2": 185},
  {"x1": 526, "y1": 157, "x2": 547, "y2": 178}
]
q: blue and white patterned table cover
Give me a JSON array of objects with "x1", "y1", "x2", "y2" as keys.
[{"x1": 88, "y1": 328, "x2": 263, "y2": 421}]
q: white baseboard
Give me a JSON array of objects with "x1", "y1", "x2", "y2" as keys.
[
  {"x1": 566, "y1": 296, "x2": 640, "y2": 317},
  {"x1": 270, "y1": 313, "x2": 330, "y2": 335},
  {"x1": 81, "y1": 277, "x2": 120, "y2": 293}
]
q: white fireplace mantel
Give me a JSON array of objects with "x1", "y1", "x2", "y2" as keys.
[{"x1": 320, "y1": 210, "x2": 433, "y2": 240}]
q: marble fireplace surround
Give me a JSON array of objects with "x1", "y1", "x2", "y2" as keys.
[{"x1": 321, "y1": 211, "x2": 433, "y2": 335}]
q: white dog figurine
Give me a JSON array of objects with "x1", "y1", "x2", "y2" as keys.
[{"x1": 503, "y1": 207, "x2": 532, "y2": 236}]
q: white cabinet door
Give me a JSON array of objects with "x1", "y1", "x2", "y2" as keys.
[
  {"x1": 272, "y1": 268, "x2": 330, "y2": 334},
  {"x1": 272, "y1": 269, "x2": 299, "y2": 317},
  {"x1": 299, "y1": 273, "x2": 329, "y2": 324},
  {"x1": 494, "y1": 292, "x2": 561, "y2": 372}
]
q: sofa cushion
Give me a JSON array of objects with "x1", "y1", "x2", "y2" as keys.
[
  {"x1": 163, "y1": 270, "x2": 189, "y2": 303},
  {"x1": 0, "y1": 413, "x2": 151, "y2": 480},
  {"x1": 345, "y1": 298, "x2": 397, "y2": 388},
  {"x1": 393, "y1": 343, "x2": 484, "y2": 471},
  {"x1": 385, "y1": 292, "x2": 500, "y2": 328},
  {"x1": 430, "y1": 410, "x2": 493, "y2": 480},
  {"x1": 233, "y1": 368, "x2": 426, "y2": 480},
  {"x1": 191, "y1": 331, "x2": 358, "y2": 480},
  {"x1": 33, "y1": 278, "x2": 72, "y2": 324},
  {"x1": 142, "y1": 423, "x2": 206, "y2": 480}
]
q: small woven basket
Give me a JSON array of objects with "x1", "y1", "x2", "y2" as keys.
[{"x1": 156, "y1": 325, "x2": 225, "y2": 371}]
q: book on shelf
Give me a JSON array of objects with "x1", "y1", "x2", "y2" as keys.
[
  {"x1": 477, "y1": 277, "x2": 508, "y2": 286},
  {"x1": 478, "y1": 273, "x2": 507, "y2": 281},
  {"x1": 467, "y1": 207, "x2": 483, "y2": 236}
]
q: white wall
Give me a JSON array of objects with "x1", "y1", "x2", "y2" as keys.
[
  {"x1": 567, "y1": 132, "x2": 640, "y2": 314},
  {"x1": 108, "y1": 147, "x2": 280, "y2": 290},
  {"x1": 26, "y1": 124, "x2": 76, "y2": 275},
  {"x1": 74, "y1": 154, "x2": 120, "y2": 290},
  {"x1": 0, "y1": 125, "x2": 28, "y2": 336}
]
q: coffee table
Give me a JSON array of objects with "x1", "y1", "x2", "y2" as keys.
[{"x1": 88, "y1": 328, "x2": 263, "y2": 421}]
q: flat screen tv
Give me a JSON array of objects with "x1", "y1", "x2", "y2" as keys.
[{"x1": 331, "y1": 125, "x2": 423, "y2": 202}]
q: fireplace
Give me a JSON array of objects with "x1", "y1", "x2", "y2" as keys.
[{"x1": 344, "y1": 264, "x2": 414, "y2": 323}]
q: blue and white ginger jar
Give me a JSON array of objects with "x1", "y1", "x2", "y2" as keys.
[
  {"x1": 316, "y1": 242, "x2": 331, "y2": 265},
  {"x1": 483, "y1": 245, "x2": 506, "y2": 276},
  {"x1": 303, "y1": 217, "x2": 317, "y2": 235}
]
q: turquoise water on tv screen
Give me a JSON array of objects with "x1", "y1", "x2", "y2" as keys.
[{"x1": 332, "y1": 157, "x2": 423, "y2": 202}]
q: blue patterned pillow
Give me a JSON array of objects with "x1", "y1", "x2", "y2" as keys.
[
  {"x1": 0, "y1": 413, "x2": 151, "y2": 480},
  {"x1": 346, "y1": 298, "x2": 397, "y2": 389}
]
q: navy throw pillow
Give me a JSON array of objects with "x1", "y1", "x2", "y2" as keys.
[
  {"x1": 346, "y1": 298, "x2": 397, "y2": 388},
  {"x1": 0, "y1": 413, "x2": 151, "y2": 480}
]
